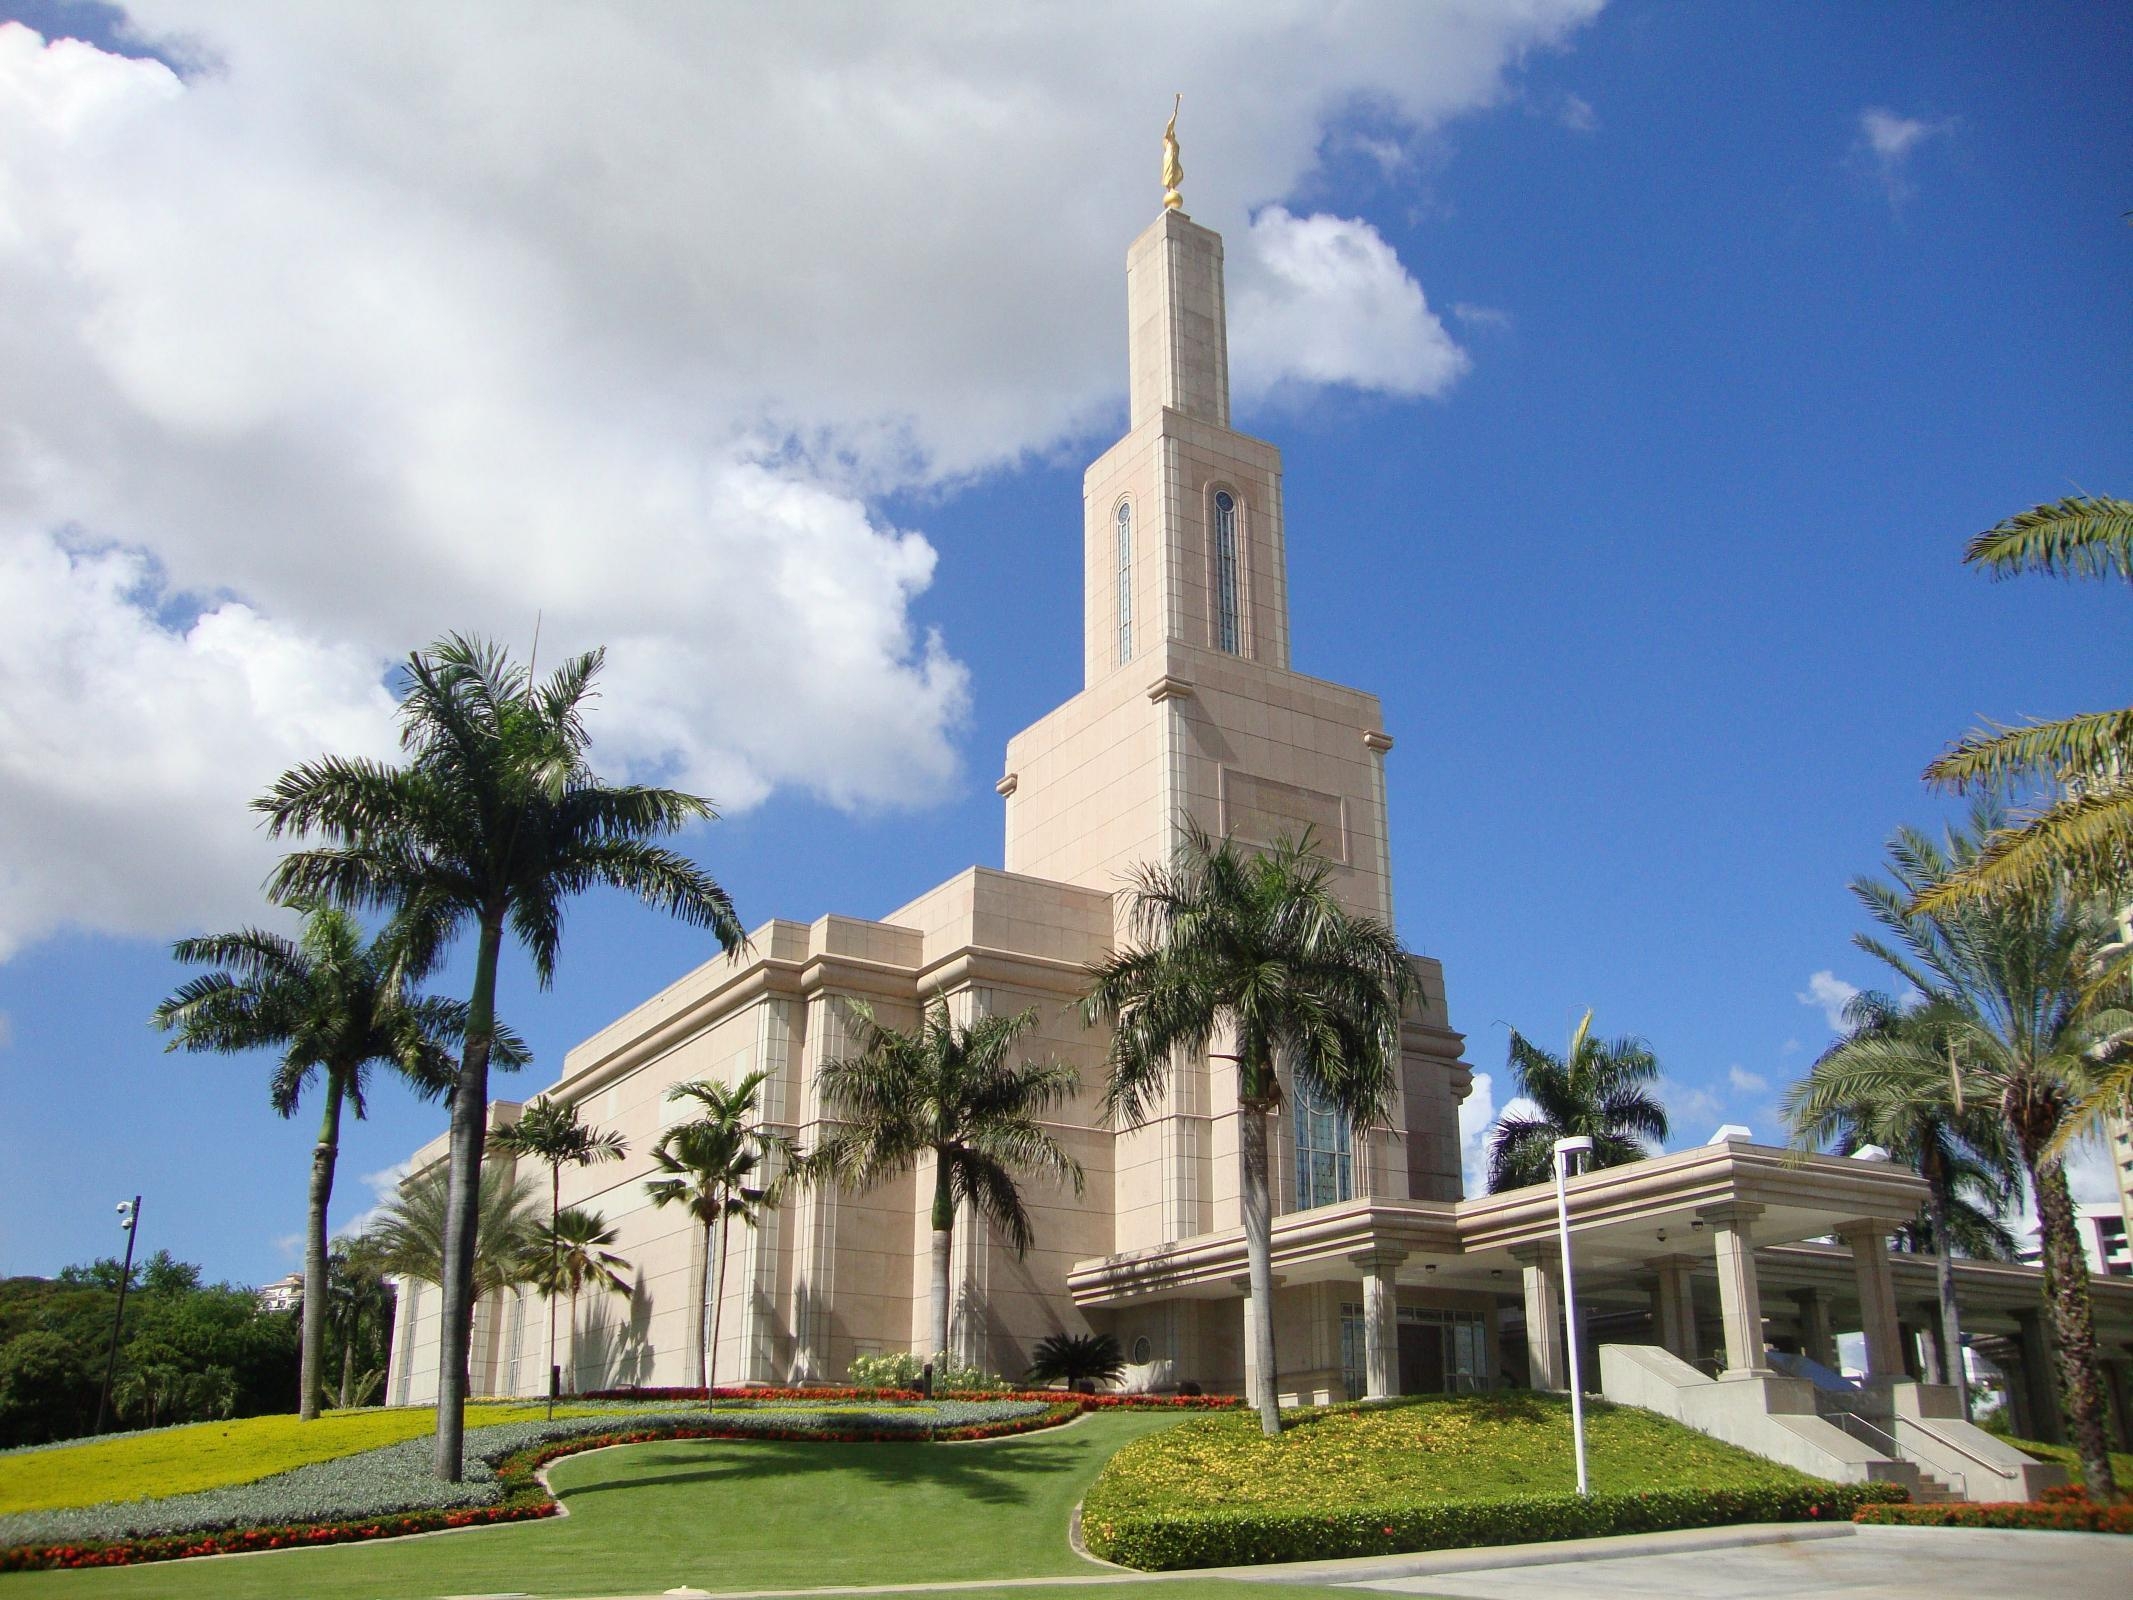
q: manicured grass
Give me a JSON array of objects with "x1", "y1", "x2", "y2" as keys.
[
  {"x1": 2007, "y1": 1435, "x2": 2133, "y2": 1491},
  {"x1": 1084, "y1": 1392, "x2": 1815, "y2": 1519},
  {"x1": 0, "y1": 1410, "x2": 1187, "y2": 1598},
  {"x1": 0, "y1": 1402, "x2": 628, "y2": 1514}
]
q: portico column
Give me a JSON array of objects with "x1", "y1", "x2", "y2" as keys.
[
  {"x1": 1652, "y1": 1255, "x2": 1700, "y2": 1362},
  {"x1": 1700, "y1": 1202, "x2": 1770, "y2": 1377},
  {"x1": 1841, "y1": 1221, "x2": 1905, "y2": 1382},
  {"x1": 1349, "y1": 1249, "x2": 1407, "y2": 1400},
  {"x1": 1514, "y1": 1248, "x2": 1565, "y2": 1391},
  {"x1": 1236, "y1": 1274, "x2": 1283, "y2": 1409},
  {"x1": 2012, "y1": 1308, "x2": 2063, "y2": 1444},
  {"x1": 1910, "y1": 1305, "x2": 1945, "y2": 1386},
  {"x1": 1791, "y1": 1287, "x2": 1837, "y2": 1370}
]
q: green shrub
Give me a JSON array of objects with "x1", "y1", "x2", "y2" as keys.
[
  {"x1": 1082, "y1": 1482, "x2": 1909, "y2": 1570},
  {"x1": 1855, "y1": 1493, "x2": 2133, "y2": 1535}
]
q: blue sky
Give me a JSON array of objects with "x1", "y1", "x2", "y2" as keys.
[{"x1": 1, "y1": 2, "x2": 2126, "y2": 1285}]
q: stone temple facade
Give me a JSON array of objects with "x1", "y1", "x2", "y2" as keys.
[{"x1": 385, "y1": 198, "x2": 2133, "y2": 1478}]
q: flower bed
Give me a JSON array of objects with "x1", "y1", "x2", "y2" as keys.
[
  {"x1": 0, "y1": 1397, "x2": 1068, "y2": 1572},
  {"x1": 583, "y1": 1383, "x2": 1242, "y2": 1410},
  {"x1": 1854, "y1": 1484, "x2": 2133, "y2": 1535}
]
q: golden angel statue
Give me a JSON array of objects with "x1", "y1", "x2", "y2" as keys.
[{"x1": 1162, "y1": 94, "x2": 1184, "y2": 210}]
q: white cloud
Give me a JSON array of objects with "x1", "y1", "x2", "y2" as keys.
[
  {"x1": 337, "y1": 1160, "x2": 414, "y2": 1241},
  {"x1": 1231, "y1": 207, "x2": 1471, "y2": 400},
  {"x1": 0, "y1": 4, "x2": 1601, "y2": 959},
  {"x1": 1451, "y1": 302, "x2": 1514, "y2": 332},
  {"x1": 1659, "y1": 1078, "x2": 1724, "y2": 1141},
  {"x1": 1558, "y1": 93, "x2": 1597, "y2": 133},
  {"x1": 1726, "y1": 1064, "x2": 1767, "y2": 1095},
  {"x1": 1797, "y1": 970, "x2": 1861, "y2": 1032},
  {"x1": 1855, "y1": 107, "x2": 1955, "y2": 201}
]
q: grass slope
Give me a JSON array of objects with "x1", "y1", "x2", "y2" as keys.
[
  {"x1": 1085, "y1": 1392, "x2": 1814, "y2": 1520},
  {"x1": 2008, "y1": 1435, "x2": 2133, "y2": 1491},
  {"x1": 0, "y1": 1402, "x2": 623, "y2": 1514},
  {"x1": 0, "y1": 1410, "x2": 1183, "y2": 1598}
]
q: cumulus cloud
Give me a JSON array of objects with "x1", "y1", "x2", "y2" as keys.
[
  {"x1": 337, "y1": 1160, "x2": 414, "y2": 1241},
  {"x1": 1855, "y1": 107, "x2": 1955, "y2": 201},
  {"x1": 1726, "y1": 1064, "x2": 1767, "y2": 1095},
  {"x1": 1797, "y1": 970, "x2": 1861, "y2": 1031},
  {"x1": 1231, "y1": 207, "x2": 1471, "y2": 400},
  {"x1": 1457, "y1": 1071, "x2": 1498, "y2": 1197},
  {"x1": 0, "y1": 3, "x2": 1601, "y2": 959}
]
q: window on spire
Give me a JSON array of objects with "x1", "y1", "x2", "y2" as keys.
[
  {"x1": 1115, "y1": 501, "x2": 1133, "y2": 664},
  {"x1": 1214, "y1": 490, "x2": 1241, "y2": 654}
]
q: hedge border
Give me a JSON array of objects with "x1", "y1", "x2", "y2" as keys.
[
  {"x1": 1854, "y1": 1498, "x2": 2133, "y2": 1534},
  {"x1": 1080, "y1": 1482, "x2": 1913, "y2": 1570},
  {"x1": 581, "y1": 1385, "x2": 1243, "y2": 1411},
  {"x1": 0, "y1": 1401, "x2": 1082, "y2": 1573}
]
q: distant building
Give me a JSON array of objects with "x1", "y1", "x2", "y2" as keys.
[{"x1": 256, "y1": 1272, "x2": 304, "y2": 1314}]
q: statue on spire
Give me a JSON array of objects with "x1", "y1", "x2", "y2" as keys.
[{"x1": 1162, "y1": 94, "x2": 1184, "y2": 211}]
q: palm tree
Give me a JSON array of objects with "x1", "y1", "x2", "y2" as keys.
[
  {"x1": 1919, "y1": 495, "x2": 2133, "y2": 911},
  {"x1": 1026, "y1": 1332, "x2": 1124, "y2": 1391},
  {"x1": 1844, "y1": 806, "x2": 2129, "y2": 1498},
  {"x1": 521, "y1": 1207, "x2": 631, "y2": 1395},
  {"x1": 256, "y1": 634, "x2": 746, "y2": 1480},
  {"x1": 1484, "y1": 1011, "x2": 1669, "y2": 1193},
  {"x1": 326, "y1": 1231, "x2": 399, "y2": 1409},
  {"x1": 812, "y1": 1000, "x2": 1083, "y2": 1372},
  {"x1": 150, "y1": 905, "x2": 519, "y2": 1421},
  {"x1": 646, "y1": 1069, "x2": 794, "y2": 1406},
  {"x1": 1783, "y1": 990, "x2": 2021, "y2": 1414},
  {"x1": 371, "y1": 1162, "x2": 543, "y2": 1301},
  {"x1": 1082, "y1": 824, "x2": 1412, "y2": 1438},
  {"x1": 492, "y1": 1097, "x2": 627, "y2": 1415}
]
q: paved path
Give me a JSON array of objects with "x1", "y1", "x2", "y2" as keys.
[{"x1": 1318, "y1": 1524, "x2": 2127, "y2": 1600}]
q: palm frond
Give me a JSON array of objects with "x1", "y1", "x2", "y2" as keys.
[{"x1": 1963, "y1": 495, "x2": 2133, "y2": 582}]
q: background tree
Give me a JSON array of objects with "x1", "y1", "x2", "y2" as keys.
[
  {"x1": 492, "y1": 1096, "x2": 627, "y2": 1415},
  {"x1": 812, "y1": 1000, "x2": 1082, "y2": 1370},
  {"x1": 1484, "y1": 1010, "x2": 1669, "y2": 1192},
  {"x1": 371, "y1": 1163, "x2": 543, "y2": 1302},
  {"x1": 1083, "y1": 824, "x2": 1412, "y2": 1438},
  {"x1": 521, "y1": 1207, "x2": 631, "y2": 1394},
  {"x1": 152, "y1": 905, "x2": 511, "y2": 1421},
  {"x1": 1846, "y1": 806, "x2": 2128, "y2": 1498},
  {"x1": 1025, "y1": 1331, "x2": 1124, "y2": 1391},
  {"x1": 646, "y1": 1069, "x2": 792, "y2": 1405},
  {"x1": 257, "y1": 634, "x2": 745, "y2": 1480},
  {"x1": 1783, "y1": 989, "x2": 2021, "y2": 1411}
]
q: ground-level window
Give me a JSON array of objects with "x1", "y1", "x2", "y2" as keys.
[
  {"x1": 1339, "y1": 1304, "x2": 1491, "y2": 1402},
  {"x1": 1293, "y1": 1077, "x2": 1352, "y2": 1209}
]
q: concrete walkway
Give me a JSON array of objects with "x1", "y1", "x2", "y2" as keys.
[{"x1": 1294, "y1": 1524, "x2": 2128, "y2": 1599}]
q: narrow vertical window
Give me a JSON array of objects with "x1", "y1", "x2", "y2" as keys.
[
  {"x1": 1214, "y1": 490, "x2": 1241, "y2": 654},
  {"x1": 1115, "y1": 501, "x2": 1133, "y2": 664},
  {"x1": 1293, "y1": 1077, "x2": 1352, "y2": 1209}
]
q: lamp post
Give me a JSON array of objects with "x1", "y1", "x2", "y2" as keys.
[
  {"x1": 1552, "y1": 1137, "x2": 1593, "y2": 1498},
  {"x1": 94, "y1": 1195, "x2": 142, "y2": 1435}
]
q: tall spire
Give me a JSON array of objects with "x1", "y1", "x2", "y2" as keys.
[{"x1": 1162, "y1": 94, "x2": 1184, "y2": 212}]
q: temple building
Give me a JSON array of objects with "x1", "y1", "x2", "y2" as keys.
[{"x1": 385, "y1": 159, "x2": 2133, "y2": 1493}]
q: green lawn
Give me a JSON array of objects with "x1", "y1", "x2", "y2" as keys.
[
  {"x1": 2008, "y1": 1435, "x2": 2133, "y2": 1491},
  {"x1": 1084, "y1": 1392, "x2": 1814, "y2": 1519},
  {"x1": 1, "y1": 1411, "x2": 1191, "y2": 1599}
]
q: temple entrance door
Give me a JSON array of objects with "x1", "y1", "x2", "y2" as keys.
[{"x1": 1397, "y1": 1321, "x2": 1445, "y2": 1396}]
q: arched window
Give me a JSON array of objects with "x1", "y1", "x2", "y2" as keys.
[
  {"x1": 1213, "y1": 490, "x2": 1241, "y2": 654},
  {"x1": 1292, "y1": 1076, "x2": 1352, "y2": 1209},
  {"x1": 1115, "y1": 500, "x2": 1133, "y2": 664}
]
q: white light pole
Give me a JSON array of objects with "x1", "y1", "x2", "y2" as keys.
[{"x1": 1553, "y1": 1136, "x2": 1594, "y2": 1498}]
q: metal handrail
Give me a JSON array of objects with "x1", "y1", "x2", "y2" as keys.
[
  {"x1": 1894, "y1": 1414, "x2": 2021, "y2": 1493},
  {"x1": 1827, "y1": 1412, "x2": 1966, "y2": 1501}
]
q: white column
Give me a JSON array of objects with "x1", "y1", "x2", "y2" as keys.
[
  {"x1": 1652, "y1": 1255, "x2": 1699, "y2": 1361},
  {"x1": 1701, "y1": 1202, "x2": 1770, "y2": 1377},
  {"x1": 1350, "y1": 1249, "x2": 1407, "y2": 1399},
  {"x1": 1516, "y1": 1249, "x2": 1565, "y2": 1391},
  {"x1": 1842, "y1": 1221, "x2": 1905, "y2": 1382}
]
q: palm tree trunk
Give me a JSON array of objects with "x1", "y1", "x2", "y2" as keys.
[
  {"x1": 709, "y1": 1208, "x2": 731, "y2": 1409},
  {"x1": 1239, "y1": 1100, "x2": 1281, "y2": 1438},
  {"x1": 300, "y1": 1078, "x2": 345, "y2": 1421},
  {"x1": 433, "y1": 913, "x2": 504, "y2": 1483},
  {"x1": 2029, "y1": 1154, "x2": 2119, "y2": 1501},
  {"x1": 1919, "y1": 1149, "x2": 1969, "y2": 1414},
  {"x1": 696, "y1": 1218, "x2": 713, "y2": 1402},
  {"x1": 568, "y1": 1284, "x2": 580, "y2": 1395},
  {"x1": 930, "y1": 1158, "x2": 955, "y2": 1367},
  {"x1": 546, "y1": 1166, "x2": 560, "y2": 1419}
]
